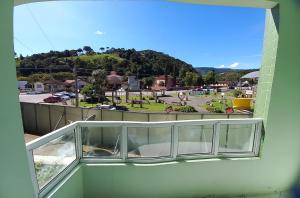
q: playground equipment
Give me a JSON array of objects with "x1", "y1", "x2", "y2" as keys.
[
  {"x1": 178, "y1": 91, "x2": 188, "y2": 105},
  {"x1": 232, "y1": 98, "x2": 253, "y2": 110}
]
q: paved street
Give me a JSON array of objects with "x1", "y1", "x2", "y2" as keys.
[{"x1": 19, "y1": 93, "x2": 53, "y2": 103}]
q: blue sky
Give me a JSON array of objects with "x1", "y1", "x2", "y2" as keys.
[{"x1": 14, "y1": 1, "x2": 265, "y2": 69}]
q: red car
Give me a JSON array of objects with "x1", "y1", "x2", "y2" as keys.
[{"x1": 43, "y1": 96, "x2": 62, "y2": 103}]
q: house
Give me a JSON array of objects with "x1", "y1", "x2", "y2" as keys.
[
  {"x1": 64, "y1": 79, "x2": 87, "y2": 92},
  {"x1": 33, "y1": 82, "x2": 45, "y2": 92},
  {"x1": 43, "y1": 80, "x2": 65, "y2": 93},
  {"x1": 107, "y1": 71, "x2": 122, "y2": 90},
  {"x1": 128, "y1": 76, "x2": 140, "y2": 91},
  {"x1": 151, "y1": 75, "x2": 176, "y2": 91},
  {"x1": 18, "y1": 80, "x2": 28, "y2": 90}
]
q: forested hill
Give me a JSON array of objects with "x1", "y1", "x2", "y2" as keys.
[{"x1": 16, "y1": 48, "x2": 197, "y2": 78}]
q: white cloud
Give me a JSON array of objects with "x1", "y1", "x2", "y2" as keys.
[
  {"x1": 218, "y1": 65, "x2": 225, "y2": 68},
  {"x1": 95, "y1": 30, "x2": 105, "y2": 35},
  {"x1": 229, "y1": 62, "x2": 240, "y2": 68}
]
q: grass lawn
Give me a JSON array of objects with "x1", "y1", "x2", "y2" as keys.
[
  {"x1": 211, "y1": 99, "x2": 233, "y2": 109},
  {"x1": 80, "y1": 101, "x2": 98, "y2": 108},
  {"x1": 80, "y1": 97, "x2": 167, "y2": 112},
  {"x1": 120, "y1": 102, "x2": 166, "y2": 112},
  {"x1": 201, "y1": 98, "x2": 233, "y2": 113}
]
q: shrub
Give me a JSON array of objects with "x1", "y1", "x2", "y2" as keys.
[
  {"x1": 206, "y1": 106, "x2": 214, "y2": 112},
  {"x1": 213, "y1": 106, "x2": 224, "y2": 113},
  {"x1": 165, "y1": 105, "x2": 173, "y2": 112},
  {"x1": 85, "y1": 97, "x2": 98, "y2": 103},
  {"x1": 233, "y1": 89, "x2": 243, "y2": 97},
  {"x1": 174, "y1": 105, "x2": 197, "y2": 113}
]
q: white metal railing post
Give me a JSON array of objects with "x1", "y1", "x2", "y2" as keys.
[
  {"x1": 248, "y1": 123, "x2": 256, "y2": 152},
  {"x1": 75, "y1": 125, "x2": 82, "y2": 160},
  {"x1": 171, "y1": 125, "x2": 179, "y2": 159},
  {"x1": 26, "y1": 150, "x2": 39, "y2": 198},
  {"x1": 253, "y1": 121, "x2": 263, "y2": 156},
  {"x1": 121, "y1": 125, "x2": 128, "y2": 161},
  {"x1": 212, "y1": 121, "x2": 221, "y2": 156}
]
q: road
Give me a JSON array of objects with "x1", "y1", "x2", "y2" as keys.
[{"x1": 19, "y1": 93, "x2": 53, "y2": 103}]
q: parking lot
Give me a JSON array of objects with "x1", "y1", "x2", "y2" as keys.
[{"x1": 19, "y1": 93, "x2": 53, "y2": 103}]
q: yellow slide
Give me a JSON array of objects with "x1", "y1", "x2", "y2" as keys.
[{"x1": 232, "y1": 98, "x2": 253, "y2": 110}]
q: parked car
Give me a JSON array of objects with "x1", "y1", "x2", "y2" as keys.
[
  {"x1": 60, "y1": 91, "x2": 76, "y2": 98},
  {"x1": 54, "y1": 92, "x2": 74, "y2": 99},
  {"x1": 95, "y1": 104, "x2": 117, "y2": 110},
  {"x1": 66, "y1": 92, "x2": 76, "y2": 98},
  {"x1": 43, "y1": 96, "x2": 62, "y2": 103}
]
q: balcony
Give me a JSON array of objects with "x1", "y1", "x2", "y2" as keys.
[
  {"x1": 1, "y1": 0, "x2": 300, "y2": 198},
  {"x1": 26, "y1": 118, "x2": 262, "y2": 197}
]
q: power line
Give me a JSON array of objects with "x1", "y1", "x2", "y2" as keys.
[
  {"x1": 14, "y1": 36, "x2": 35, "y2": 54},
  {"x1": 26, "y1": 5, "x2": 56, "y2": 50}
]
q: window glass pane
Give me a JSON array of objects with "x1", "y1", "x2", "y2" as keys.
[
  {"x1": 219, "y1": 124, "x2": 255, "y2": 153},
  {"x1": 128, "y1": 126, "x2": 171, "y2": 158},
  {"x1": 33, "y1": 132, "x2": 76, "y2": 189},
  {"x1": 82, "y1": 126, "x2": 121, "y2": 158},
  {"x1": 178, "y1": 125, "x2": 213, "y2": 155}
]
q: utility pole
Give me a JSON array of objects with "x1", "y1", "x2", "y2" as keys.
[
  {"x1": 73, "y1": 64, "x2": 79, "y2": 107},
  {"x1": 49, "y1": 67, "x2": 53, "y2": 95}
]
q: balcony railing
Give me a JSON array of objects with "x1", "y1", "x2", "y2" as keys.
[{"x1": 26, "y1": 118, "x2": 263, "y2": 197}]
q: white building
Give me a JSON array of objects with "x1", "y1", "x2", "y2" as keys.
[
  {"x1": 17, "y1": 81, "x2": 28, "y2": 90},
  {"x1": 128, "y1": 76, "x2": 140, "y2": 91},
  {"x1": 34, "y1": 82, "x2": 45, "y2": 92}
]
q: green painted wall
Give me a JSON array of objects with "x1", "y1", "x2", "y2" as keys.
[
  {"x1": 254, "y1": 7, "x2": 279, "y2": 123},
  {"x1": 46, "y1": 166, "x2": 83, "y2": 198},
  {"x1": 0, "y1": 1, "x2": 36, "y2": 197},
  {"x1": 82, "y1": 162, "x2": 285, "y2": 198},
  {"x1": 1, "y1": 0, "x2": 300, "y2": 197}
]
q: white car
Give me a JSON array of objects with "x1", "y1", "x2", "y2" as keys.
[
  {"x1": 54, "y1": 92, "x2": 70, "y2": 100},
  {"x1": 95, "y1": 104, "x2": 116, "y2": 110}
]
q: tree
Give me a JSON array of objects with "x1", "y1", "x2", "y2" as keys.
[
  {"x1": 77, "y1": 48, "x2": 83, "y2": 56},
  {"x1": 142, "y1": 77, "x2": 154, "y2": 89},
  {"x1": 92, "y1": 69, "x2": 107, "y2": 103},
  {"x1": 99, "y1": 47, "x2": 105, "y2": 52},
  {"x1": 80, "y1": 83, "x2": 94, "y2": 98},
  {"x1": 17, "y1": 76, "x2": 30, "y2": 81},
  {"x1": 83, "y1": 46, "x2": 94, "y2": 55},
  {"x1": 182, "y1": 72, "x2": 203, "y2": 87},
  {"x1": 216, "y1": 72, "x2": 241, "y2": 83},
  {"x1": 28, "y1": 73, "x2": 51, "y2": 83},
  {"x1": 52, "y1": 72, "x2": 74, "y2": 81},
  {"x1": 183, "y1": 72, "x2": 193, "y2": 86},
  {"x1": 204, "y1": 70, "x2": 216, "y2": 85}
]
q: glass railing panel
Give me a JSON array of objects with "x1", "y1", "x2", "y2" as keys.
[
  {"x1": 218, "y1": 123, "x2": 255, "y2": 153},
  {"x1": 127, "y1": 126, "x2": 172, "y2": 158},
  {"x1": 32, "y1": 132, "x2": 76, "y2": 189},
  {"x1": 178, "y1": 125, "x2": 214, "y2": 155},
  {"x1": 81, "y1": 126, "x2": 122, "y2": 158}
]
